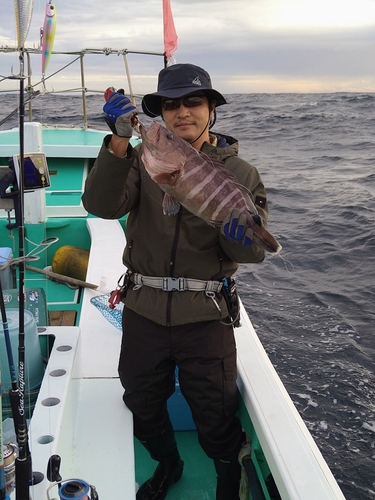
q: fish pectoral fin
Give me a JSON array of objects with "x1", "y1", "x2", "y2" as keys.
[{"x1": 162, "y1": 193, "x2": 181, "y2": 216}]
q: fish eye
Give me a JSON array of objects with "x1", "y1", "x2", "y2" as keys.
[{"x1": 166, "y1": 132, "x2": 173, "y2": 140}]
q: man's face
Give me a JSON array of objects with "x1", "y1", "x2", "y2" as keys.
[{"x1": 161, "y1": 93, "x2": 214, "y2": 146}]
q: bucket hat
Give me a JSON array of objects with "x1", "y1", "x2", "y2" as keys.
[{"x1": 142, "y1": 63, "x2": 227, "y2": 117}]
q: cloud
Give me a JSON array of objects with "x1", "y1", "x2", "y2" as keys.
[{"x1": 1, "y1": 0, "x2": 375, "y2": 93}]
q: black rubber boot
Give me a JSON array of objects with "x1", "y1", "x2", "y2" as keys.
[
  {"x1": 214, "y1": 456, "x2": 241, "y2": 500},
  {"x1": 136, "y1": 421, "x2": 184, "y2": 500},
  {"x1": 136, "y1": 448, "x2": 183, "y2": 500}
]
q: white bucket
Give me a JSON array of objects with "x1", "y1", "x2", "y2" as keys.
[{"x1": 0, "y1": 308, "x2": 44, "y2": 392}]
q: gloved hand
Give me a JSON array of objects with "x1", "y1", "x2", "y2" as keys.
[
  {"x1": 221, "y1": 209, "x2": 253, "y2": 247},
  {"x1": 103, "y1": 88, "x2": 138, "y2": 138}
]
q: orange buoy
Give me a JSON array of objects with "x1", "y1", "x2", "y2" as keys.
[{"x1": 52, "y1": 245, "x2": 89, "y2": 282}]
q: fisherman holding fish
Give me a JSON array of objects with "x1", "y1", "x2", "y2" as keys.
[{"x1": 82, "y1": 63, "x2": 278, "y2": 500}]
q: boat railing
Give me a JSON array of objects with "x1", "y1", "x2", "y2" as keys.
[{"x1": 0, "y1": 47, "x2": 167, "y2": 128}]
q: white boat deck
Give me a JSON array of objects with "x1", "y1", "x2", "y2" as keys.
[{"x1": 19, "y1": 218, "x2": 136, "y2": 500}]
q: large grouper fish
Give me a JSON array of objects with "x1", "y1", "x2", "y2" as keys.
[{"x1": 140, "y1": 122, "x2": 281, "y2": 255}]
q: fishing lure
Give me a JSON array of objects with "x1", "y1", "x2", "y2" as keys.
[
  {"x1": 14, "y1": 0, "x2": 34, "y2": 49},
  {"x1": 41, "y1": 1, "x2": 57, "y2": 76}
]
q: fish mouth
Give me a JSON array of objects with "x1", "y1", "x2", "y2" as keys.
[{"x1": 140, "y1": 122, "x2": 160, "y2": 146}]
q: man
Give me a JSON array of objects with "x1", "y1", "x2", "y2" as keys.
[{"x1": 82, "y1": 63, "x2": 269, "y2": 499}]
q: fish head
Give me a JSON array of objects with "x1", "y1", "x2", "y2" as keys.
[
  {"x1": 140, "y1": 122, "x2": 186, "y2": 165},
  {"x1": 140, "y1": 122, "x2": 187, "y2": 186}
]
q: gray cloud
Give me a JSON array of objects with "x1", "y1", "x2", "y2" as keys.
[{"x1": 1, "y1": 1, "x2": 375, "y2": 93}]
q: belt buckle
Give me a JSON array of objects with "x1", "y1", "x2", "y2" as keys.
[{"x1": 162, "y1": 277, "x2": 185, "y2": 291}]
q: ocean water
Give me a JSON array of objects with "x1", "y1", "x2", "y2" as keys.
[{"x1": 1, "y1": 92, "x2": 375, "y2": 499}]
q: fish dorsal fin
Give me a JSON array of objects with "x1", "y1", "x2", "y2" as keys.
[
  {"x1": 198, "y1": 151, "x2": 258, "y2": 213},
  {"x1": 162, "y1": 193, "x2": 181, "y2": 215},
  {"x1": 199, "y1": 151, "x2": 229, "y2": 171},
  {"x1": 199, "y1": 151, "x2": 245, "y2": 186}
]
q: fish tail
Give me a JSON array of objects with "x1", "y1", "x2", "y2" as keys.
[
  {"x1": 252, "y1": 225, "x2": 282, "y2": 254},
  {"x1": 247, "y1": 213, "x2": 281, "y2": 254}
]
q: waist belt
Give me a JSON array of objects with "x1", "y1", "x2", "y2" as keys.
[{"x1": 130, "y1": 273, "x2": 223, "y2": 293}]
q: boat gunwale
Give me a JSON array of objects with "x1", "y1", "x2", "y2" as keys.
[{"x1": 235, "y1": 305, "x2": 345, "y2": 500}]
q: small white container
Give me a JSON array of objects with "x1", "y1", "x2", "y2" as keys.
[{"x1": 0, "y1": 247, "x2": 13, "y2": 290}]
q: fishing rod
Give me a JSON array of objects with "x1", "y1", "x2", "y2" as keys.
[
  {"x1": 11, "y1": 49, "x2": 44, "y2": 500},
  {"x1": 0, "y1": 278, "x2": 19, "y2": 401},
  {"x1": 6, "y1": 3, "x2": 55, "y2": 499},
  {"x1": 0, "y1": 63, "x2": 35, "y2": 500},
  {"x1": 0, "y1": 276, "x2": 24, "y2": 498},
  {"x1": 0, "y1": 367, "x2": 11, "y2": 500},
  {"x1": 13, "y1": 45, "x2": 34, "y2": 500},
  {"x1": 0, "y1": 382, "x2": 4, "y2": 500},
  {"x1": 11, "y1": 1, "x2": 45, "y2": 496},
  {"x1": 0, "y1": 256, "x2": 17, "y2": 500},
  {"x1": 11, "y1": 3, "x2": 32, "y2": 497},
  {"x1": 3, "y1": 3, "x2": 58, "y2": 496}
]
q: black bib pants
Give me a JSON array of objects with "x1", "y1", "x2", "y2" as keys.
[{"x1": 119, "y1": 306, "x2": 243, "y2": 460}]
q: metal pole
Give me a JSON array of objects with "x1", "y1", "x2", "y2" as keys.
[
  {"x1": 79, "y1": 52, "x2": 88, "y2": 127},
  {"x1": 123, "y1": 52, "x2": 136, "y2": 107},
  {"x1": 26, "y1": 51, "x2": 32, "y2": 122}
]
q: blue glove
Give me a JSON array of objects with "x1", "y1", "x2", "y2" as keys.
[
  {"x1": 103, "y1": 89, "x2": 138, "y2": 138},
  {"x1": 221, "y1": 209, "x2": 253, "y2": 248}
]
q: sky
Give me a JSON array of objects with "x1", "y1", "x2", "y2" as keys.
[{"x1": 1, "y1": 0, "x2": 375, "y2": 95}]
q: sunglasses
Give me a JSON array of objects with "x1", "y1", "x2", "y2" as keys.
[{"x1": 161, "y1": 95, "x2": 206, "y2": 111}]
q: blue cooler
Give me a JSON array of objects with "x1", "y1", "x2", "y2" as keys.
[{"x1": 167, "y1": 368, "x2": 196, "y2": 431}]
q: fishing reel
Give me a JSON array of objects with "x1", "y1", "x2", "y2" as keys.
[{"x1": 46, "y1": 455, "x2": 98, "y2": 500}]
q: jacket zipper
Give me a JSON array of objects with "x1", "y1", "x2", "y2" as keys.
[{"x1": 166, "y1": 210, "x2": 182, "y2": 326}]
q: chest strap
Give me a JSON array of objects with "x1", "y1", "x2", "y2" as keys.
[{"x1": 130, "y1": 273, "x2": 223, "y2": 293}]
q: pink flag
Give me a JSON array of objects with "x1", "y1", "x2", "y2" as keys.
[{"x1": 163, "y1": 0, "x2": 178, "y2": 61}]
